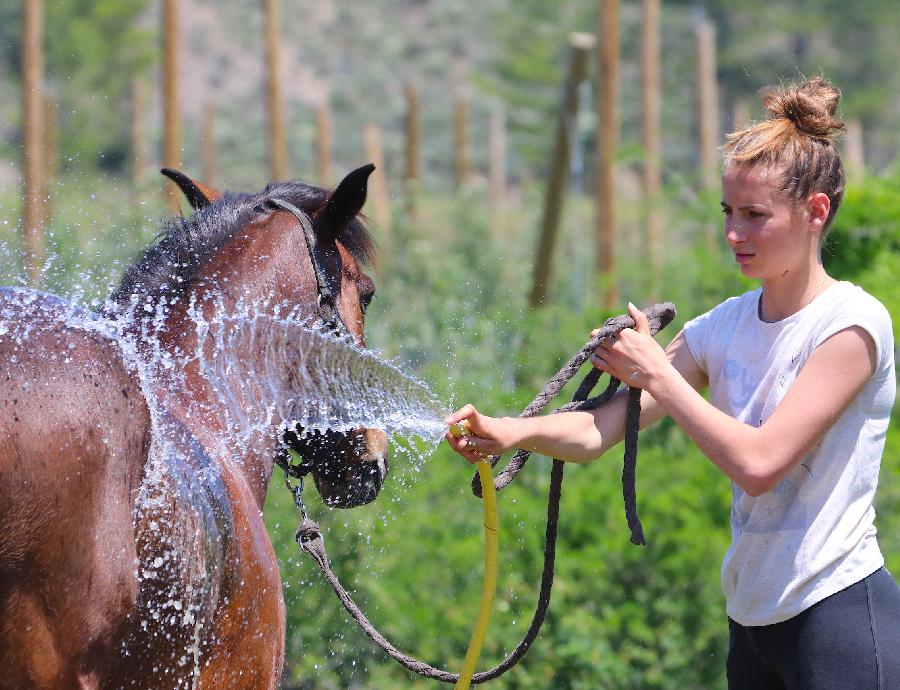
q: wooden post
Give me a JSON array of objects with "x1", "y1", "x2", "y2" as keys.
[
  {"x1": 488, "y1": 104, "x2": 506, "y2": 228},
  {"x1": 202, "y1": 101, "x2": 217, "y2": 186},
  {"x1": 695, "y1": 19, "x2": 719, "y2": 193},
  {"x1": 528, "y1": 33, "x2": 595, "y2": 309},
  {"x1": 131, "y1": 79, "x2": 147, "y2": 188},
  {"x1": 404, "y1": 82, "x2": 420, "y2": 215},
  {"x1": 731, "y1": 98, "x2": 752, "y2": 132},
  {"x1": 162, "y1": 0, "x2": 181, "y2": 208},
  {"x1": 596, "y1": 0, "x2": 621, "y2": 309},
  {"x1": 21, "y1": 0, "x2": 45, "y2": 284},
  {"x1": 364, "y1": 123, "x2": 391, "y2": 229},
  {"x1": 453, "y1": 97, "x2": 469, "y2": 191},
  {"x1": 316, "y1": 100, "x2": 332, "y2": 186},
  {"x1": 641, "y1": 0, "x2": 662, "y2": 298},
  {"x1": 844, "y1": 118, "x2": 864, "y2": 185},
  {"x1": 263, "y1": 0, "x2": 289, "y2": 180}
]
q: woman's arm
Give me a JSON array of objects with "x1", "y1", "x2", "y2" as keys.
[
  {"x1": 596, "y1": 305, "x2": 878, "y2": 496},
  {"x1": 444, "y1": 327, "x2": 707, "y2": 464}
]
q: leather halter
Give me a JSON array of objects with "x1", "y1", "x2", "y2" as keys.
[{"x1": 269, "y1": 197, "x2": 352, "y2": 340}]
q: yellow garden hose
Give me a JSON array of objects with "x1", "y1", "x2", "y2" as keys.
[{"x1": 450, "y1": 423, "x2": 500, "y2": 690}]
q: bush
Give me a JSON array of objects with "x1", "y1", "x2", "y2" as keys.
[{"x1": 824, "y1": 171, "x2": 900, "y2": 280}]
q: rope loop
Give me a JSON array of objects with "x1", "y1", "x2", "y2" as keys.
[{"x1": 286, "y1": 302, "x2": 677, "y2": 683}]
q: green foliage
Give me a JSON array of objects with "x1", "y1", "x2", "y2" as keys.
[
  {"x1": 477, "y1": 0, "x2": 593, "y2": 171},
  {"x1": 0, "y1": 171, "x2": 162, "y2": 298},
  {"x1": 264, "y1": 161, "x2": 898, "y2": 688},
  {"x1": 824, "y1": 171, "x2": 900, "y2": 280},
  {"x1": 0, "y1": 159, "x2": 895, "y2": 689},
  {"x1": 0, "y1": 0, "x2": 152, "y2": 170},
  {"x1": 1, "y1": 3, "x2": 898, "y2": 684}
]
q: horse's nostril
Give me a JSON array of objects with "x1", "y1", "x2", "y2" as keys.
[{"x1": 290, "y1": 426, "x2": 389, "y2": 508}]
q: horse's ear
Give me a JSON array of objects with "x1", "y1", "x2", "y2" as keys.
[
  {"x1": 316, "y1": 164, "x2": 375, "y2": 238},
  {"x1": 160, "y1": 168, "x2": 223, "y2": 210}
]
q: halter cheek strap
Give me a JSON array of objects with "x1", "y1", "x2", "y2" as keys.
[{"x1": 269, "y1": 197, "x2": 352, "y2": 339}]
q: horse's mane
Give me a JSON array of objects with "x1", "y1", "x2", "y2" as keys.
[{"x1": 108, "y1": 181, "x2": 376, "y2": 313}]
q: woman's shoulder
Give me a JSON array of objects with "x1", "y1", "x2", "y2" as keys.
[
  {"x1": 815, "y1": 281, "x2": 894, "y2": 369},
  {"x1": 821, "y1": 281, "x2": 892, "y2": 329}
]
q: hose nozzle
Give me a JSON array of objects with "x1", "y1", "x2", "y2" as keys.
[{"x1": 449, "y1": 420, "x2": 472, "y2": 438}]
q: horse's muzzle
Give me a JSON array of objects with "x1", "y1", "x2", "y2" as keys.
[{"x1": 285, "y1": 427, "x2": 389, "y2": 508}]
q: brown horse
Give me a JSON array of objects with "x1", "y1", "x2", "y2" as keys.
[{"x1": 0, "y1": 165, "x2": 387, "y2": 689}]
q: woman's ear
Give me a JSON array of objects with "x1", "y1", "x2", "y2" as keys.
[{"x1": 807, "y1": 192, "x2": 831, "y2": 233}]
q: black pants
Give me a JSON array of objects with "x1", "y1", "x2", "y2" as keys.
[{"x1": 727, "y1": 567, "x2": 900, "y2": 689}]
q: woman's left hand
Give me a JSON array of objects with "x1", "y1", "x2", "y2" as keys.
[{"x1": 590, "y1": 302, "x2": 670, "y2": 389}]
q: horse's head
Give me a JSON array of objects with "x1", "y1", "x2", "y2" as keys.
[{"x1": 123, "y1": 165, "x2": 389, "y2": 508}]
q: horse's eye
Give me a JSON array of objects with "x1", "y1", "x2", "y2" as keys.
[{"x1": 360, "y1": 291, "x2": 375, "y2": 315}]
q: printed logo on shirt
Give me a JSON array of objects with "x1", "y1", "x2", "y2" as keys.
[{"x1": 723, "y1": 357, "x2": 759, "y2": 409}]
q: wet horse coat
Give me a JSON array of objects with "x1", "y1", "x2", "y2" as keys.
[{"x1": 0, "y1": 166, "x2": 385, "y2": 689}]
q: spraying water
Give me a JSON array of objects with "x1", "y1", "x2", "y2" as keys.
[
  {"x1": 0, "y1": 276, "x2": 452, "y2": 690},
  {"x1": 190, "y1": 306, "x2": 450, "y2": 448},
  {"x1": 0, "y1": 166, "x2": 460, "y2": 688}
]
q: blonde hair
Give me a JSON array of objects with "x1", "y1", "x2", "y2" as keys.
[{"x1": 724, "y1": 76, "x2": 846, "y2": 231}]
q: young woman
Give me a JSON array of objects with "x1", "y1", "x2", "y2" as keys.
[{"x1": 446, "y1": 77, "x2": 898, "y2": 688}]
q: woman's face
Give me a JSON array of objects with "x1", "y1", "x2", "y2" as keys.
[{"x1": 720, "y1": 165, "x2": 815, "y2": 281}]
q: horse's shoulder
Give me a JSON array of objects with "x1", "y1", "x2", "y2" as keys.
[
  {"x1": 0, "y1": 289, "x2": 151, "y2": 581},
  {"x1": 0, "y1": 287, "x2": 150, "y2": 456},
  {"x1": 1, "y1": 288, "x2": 135, "y2": 375}
]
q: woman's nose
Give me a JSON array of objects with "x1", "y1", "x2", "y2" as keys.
[{"x1": 725, "y1": 218, "x2": 747, "y2": 243}]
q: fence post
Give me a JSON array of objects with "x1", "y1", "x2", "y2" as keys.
[
  {"x1": 596, "y1": 0, "x2": 620, "y2": 309},
  {"x1": 263, "y1": 0, "x2": 289, "y2": 180},
  {"x1": 404, "y1": 82, "x2": 420, "y2": 217},
  {"x1": 731, "y1": 98, "x2": 751, "y2": 132},
  {"x1": 844, "y1": 118, "x2": 865, "y2": 185},
  {"x1": 453, "y1": 96, "x2": 469, "y2": 191},
  {"x1": 695, "y1": 18, "x2": 719, "y2": 250},
  {"x1": 162, "y1": 0, "x2": 182, "y2": 209},
  {"x1": 641, "y1": 0, "x2": 662, "y2": 299},
  {"x1": 21, "y1": 0, "x2": 46, "y2": 284},
  {"x1": 316, "y1": 100, "x2": 332, "y2": 186},
  {"x1": 695, "y1": 19, "x2": 719, "y2": 192},
  {"x1": 528, "y1": 33, "x2": 595, "y2": 309},
  {"x1": 202, "y1": 101, "x2": 217, "y2": 186},
  {"x1": 364, "y1": 123, "x2": 391, "y2": 230},
  {"x1": 489, "y1": 104, "x2": 506, "y2": 230}
]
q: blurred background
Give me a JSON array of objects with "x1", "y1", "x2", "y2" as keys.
[{"x1": 1, "y1": 1, "x2": 898, "y2": 687}]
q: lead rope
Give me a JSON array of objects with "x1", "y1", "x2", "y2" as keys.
[{"x1": 287, "y1": 302, "x2": 676, "y2": 683}]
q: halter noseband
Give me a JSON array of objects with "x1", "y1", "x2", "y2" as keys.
[
  {"x1": 269, "y1": 197, "x2": 352, "y2": 339},
  {"x1": 269, "y1": 197, "x2": 355, "y2": 489}
]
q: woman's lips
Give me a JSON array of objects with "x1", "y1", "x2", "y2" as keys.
[{"x1": 734, "y1": 252, "x2": 754, "y2": 264}]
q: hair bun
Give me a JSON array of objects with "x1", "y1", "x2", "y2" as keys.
[{"x1": 761, "y1": 76, "x2": 845, "y2": 140}]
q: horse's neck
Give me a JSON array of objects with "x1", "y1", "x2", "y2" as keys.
[
  {"x1": 147, "y1": 311, "x2": 282, "y2": 509},
  {"x1": 159, "y1": 379, "x2": 277, "y2": 508}
]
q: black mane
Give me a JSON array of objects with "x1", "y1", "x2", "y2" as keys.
[{"x1": 108, "y1": 181, "x2": 376, "y2": 314}]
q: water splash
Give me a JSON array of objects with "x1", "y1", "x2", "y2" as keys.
[
  {"x1": 0, "y1": 277, "x2": 452, "y2": 688},
  {"x1": 189, "y1": 305, "x2": 450, "y2": 449}
]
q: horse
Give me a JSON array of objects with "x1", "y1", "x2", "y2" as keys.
[{"x1": 0, "y1": 164, "x2": 387, "y2": 689}]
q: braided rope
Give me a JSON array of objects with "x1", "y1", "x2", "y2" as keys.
[{"x1": 291, "y1": 302, "x2": 676, "y2": 682}]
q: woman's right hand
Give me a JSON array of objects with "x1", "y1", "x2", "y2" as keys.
[{"x1": 444, "y1": 404, "x2": 511, "y2": 464}]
